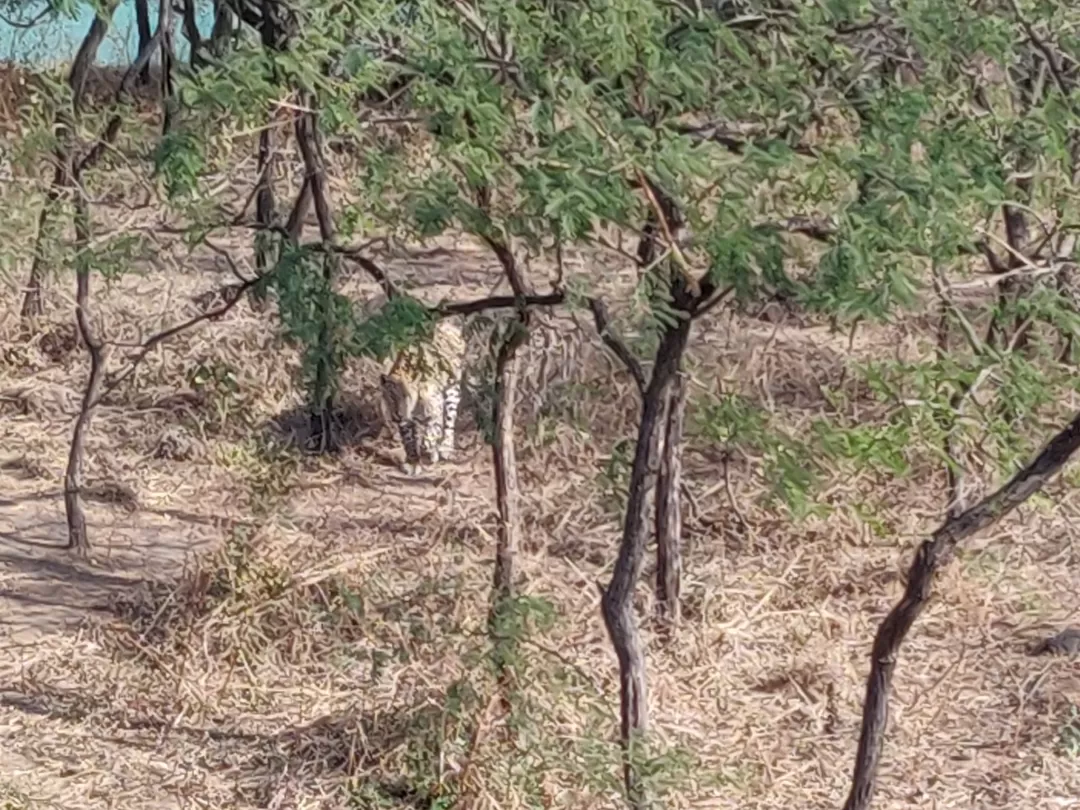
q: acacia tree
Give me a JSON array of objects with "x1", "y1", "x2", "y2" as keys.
[
  {"x1": 20, "y1": 0, "x2": 119, "y2": 320},
  {"x1": 326, "y1": 0, "x2": 571, "y2": 683},
  {"x1": 799, "y1": 3, "x2": 1080, "y2": 808},
  {"x1": 32, "y1": 0, "x2": 1080, "y2": 802},
  {"x1": 326, "y1": 1, "x2": 840, "y2": 802}
]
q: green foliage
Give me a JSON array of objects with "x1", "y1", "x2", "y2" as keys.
[
  {"x1": 1059, "y1": 705, "x2": 1080, "y2": 759},
  {"x1": 272, "y1": 246, "x2": 353, "y2": 401},
  {"x1": 694, "y1": 393, "x2": 824, "y2": 517},
  {"x1": 154, "y1": 128, "x2": 206, "y2": 200},
  {"x1": 27, "y1": 0, "x2": 1080, "y2": 798},
  {"x1": 348, "y1": 294, "x2": 439, "y2": 361}
]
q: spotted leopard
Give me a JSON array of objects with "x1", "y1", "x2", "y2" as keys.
[{"x1": 380, "y1": 317, "x2": 466, "y2": 475}]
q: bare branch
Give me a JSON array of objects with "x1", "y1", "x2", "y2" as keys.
[
  {"x1": 437, "y1": 291, "x2": 565, "y2": 318},
  {"x1": 671, "y1": 119, "x2": 818, "y2": 157},
  {"x1": 0, "y1": 6, "x2": 51, "y2": 27},
  {"x1": 754, "y1": 215, "x2": 838, "y2": 242},
  {"x1": 339, "y1": 253, "x2": 399, "y2": 299},
  {"x1": 690, "y1": 284, "x2": 735, "y2": 321},
  {"x1": 1007, "y1": 0, "x2": 1074, "y2": 103},
  {"x1": 92, "y1": 273, "x2": 263, "y2": 408},
  {"x1": 588, "y1": 297, "x2": 646, "y2": 395}
]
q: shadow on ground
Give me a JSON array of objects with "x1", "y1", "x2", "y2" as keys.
[
  {"x1": 266, "y1": 393, "x2": 383, "y2": 455},
  {"x1": 0, "y1": 677, "x2": 457, "y2": 808}
]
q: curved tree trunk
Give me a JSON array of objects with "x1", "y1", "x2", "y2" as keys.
[
  {"x1": 65, "y1": 187, "x2": 106, "y2": 555},
  {"x1": 654, "y1": 370, "x2": 686, "y2": 634},
  {"x1": 842, "y1": 411, "x2": 1080, "y2": 810},
  {"x1": 601, "y1": 315, "x2": 691, "y2": 809}
]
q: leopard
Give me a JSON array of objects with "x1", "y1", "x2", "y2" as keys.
[{"x1": 379, "y1": 317, "x2": 467, "y2": 475}]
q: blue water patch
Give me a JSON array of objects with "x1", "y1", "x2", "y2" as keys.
[{"x1": 0, "y1": 1, "x2": 215, "y2": 66}]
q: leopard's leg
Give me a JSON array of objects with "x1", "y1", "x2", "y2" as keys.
[
  {"x1": 397, "y1": 418, "x2": 422, "y2": 476},
  {"x1": 440, "y1": 377, "x2": 461, "y2": 459},
  {"x1": 420, "y1": 389, "x2": 444, "y2": 464}
]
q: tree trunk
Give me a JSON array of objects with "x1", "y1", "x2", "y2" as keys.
[
  {"x1": 20, "y1": 5, "x2": 115, "y2": 320},
  {"x1": 654, "y1": 370, "x2": 686, "y2": 634},
  {"x1": 249, "y1": 114, "x2": 279, "y2": 312},
  {"x1": 134, "y1": 0, "x2": 152, "y2": 85},
  {"x1": 180, "y1": 0, "x2": 203, "y2": 69},
  {"x1": 65, "y1": 185, "x2": 106, "y2": 556},
  {"x1": 986, "y1": 188, "x2": 1032, "y2": 350},
  {"x1": 21, "y1": 163, "x2": 69, "y2": 320},
  {"x1": 247, "y1": 0, "x2": 287, "y2": 312},
  {"x1": 69, "y1": 6, "x2": 114, "y2": 115},
  {"x1": 489, "y1": 317, "x2": 528, "y2": 674},
  {"x1": 157, "y1": 0, "x2": 176, "y2": 135},
  {"x1": 294, "y1": 106, "x2": 339, "y2": 452},
  {"x1": 601, "y1": 316, "x2": 691, "y2": 809},
  {"x1": 842, "y1": 411, "x2": 1080, "y2": 810},
  {"x1": 209, "y1": 0, "x2": 235, "y2": 58}
]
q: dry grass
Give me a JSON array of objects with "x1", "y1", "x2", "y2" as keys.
[{"x1": 0, "y1": 87, "x2": 1078, "y2": 810}]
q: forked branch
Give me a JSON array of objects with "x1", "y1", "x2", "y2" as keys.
[{"x1": 588, "y1": 296, "x2": 646, "y2": 395}]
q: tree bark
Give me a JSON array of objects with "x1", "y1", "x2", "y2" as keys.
[
  {"x1": 157, "y1": 0, "x2": 176, "y2": 135},
  {"x1": 209, "y1": 0, "x2": 235, "y2": 57},
  {"x1": 489, "y1": 317, "x2": 528, "y2": 677},
  {"x1": 180, "y1": 0, "x2": 203, "y2": 69},
  {"x1": 491, "y1": 320, "x2": 527, "y2": 603},
  {"x1": 246, "y1": 0, "x2": 288, "y2": 312},
  {"x1": 294, "y1": 106, "x2": 339, "y2": 452},
  {"x1": 248, "y1": 125, "x2": 279, "y2": 311},
  {"x1": 601, "y1": 314, "x2": 691, "y2": 809},
  {"x1": 842, "y1": 409, "x2": 1080, "y2": 810},
  {"x1": 20, "y1": 4, "x2": 116, "y2": 320},
  {"x1": 65, "y1": 184, "x2": 106, "y2": 556},
  {"x1": 654, "y1": 370, "x2": 686, "y2": 634},
  {"x1": 134, "y1": 0, "x2": 153, "y2": 85},
  {"x1": 69, "y1": 6, "x2": 114, "y2": 115}
]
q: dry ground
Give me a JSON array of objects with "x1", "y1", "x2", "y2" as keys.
[{"x1": 0, "y1": 116, "x2": 1078, "y2": 809}]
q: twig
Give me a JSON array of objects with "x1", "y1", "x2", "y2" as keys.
[
  {"x1": 339, "y1": 253, "x2": 399, "y2": 299},
  {"x1": 931, "y1": 267, "x2": 986, "y2": 356},
  {"x1": 91, "y1": 274, "x2": 263, "y2": 408},
  {"x1": 0, "y1": 7, "x2": 51, "y2": 28},
  {"x1": 723, "y1": 454, "x2": 750, "y2": 531},
  {"x1": 635, "y1": 169, "x2": 701, "y2": 296},
  {"x1": 1007, "y1": 0, "x2": 1073, "y2": 103},
  {"x1": 754, "y1": 215, "x2": 838, "y2": 242},
  {"x1": 691, "y1": 284, "x2": 736, "y2": 321}
]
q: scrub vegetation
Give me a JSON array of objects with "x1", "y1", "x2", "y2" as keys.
[{"x1": 0, "y1": 1, "x2": 1079, "y2": 808}]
